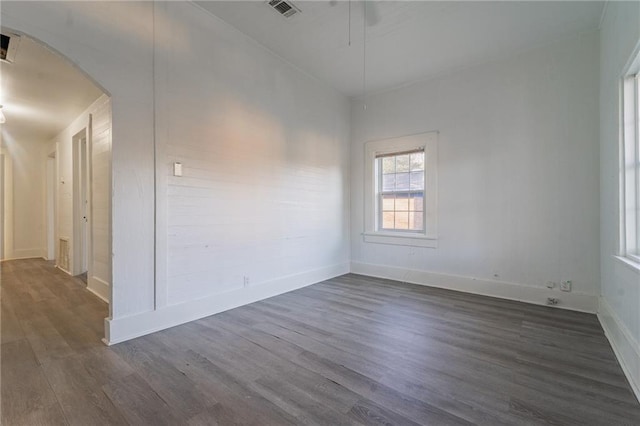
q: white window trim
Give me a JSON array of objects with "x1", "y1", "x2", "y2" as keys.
[
  {"x1": 619, "y1": 41, "x2": 640, "y2": 269},
  {"x1": 363, "y1": 131, "x2": 438, "y2": 248}
]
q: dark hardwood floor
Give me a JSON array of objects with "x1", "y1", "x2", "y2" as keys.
[{"x1": 2, "y1": 258, "x2": 640, "y2": 425}]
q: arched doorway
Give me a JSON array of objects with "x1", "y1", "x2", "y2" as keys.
[{"x1": 0, "y1": 29, "x2": 112, "y2": 340}]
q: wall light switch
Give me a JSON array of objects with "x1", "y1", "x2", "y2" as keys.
[{"x1": 173, "y1": 162, "x2": 182, "y2": 177}]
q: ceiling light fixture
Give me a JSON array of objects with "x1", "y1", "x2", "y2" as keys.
[{"x1": 0, "y1": 106, "x2": 5, "y2": 124}]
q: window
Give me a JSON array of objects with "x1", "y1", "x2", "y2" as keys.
[
  {"x1": 620, "y1": 51, "x2": 640, "y2": 265},
  {"x1": 364, "y1": 132, "x2": 437, "y2": 247},
  {"x1": 378, "y1": 150, "x2": 425, "y2": 231}
]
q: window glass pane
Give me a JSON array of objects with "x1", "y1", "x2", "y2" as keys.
[
  {"x1": 410, "y1": 193, "x2": 423, "y2": 211},
  {"x1": 382, "y1": 157, "x2": 395, "y2": 174},
  {"x1": 382, "y1": 212, "x2": 395, "y2": 229},
  {"x1": 622, "y1": 73, "x2": 640, "y2": 259},
  {"x1": 382, "y1": 174, "x2": 395, "y2": 191},
  {"x1": 395, "y1": 195, "x2": 409, "y2": 211},
  {"x1": 396, "y1": 154, "x2": 410, "y2": 172},
  {"x1": 381, "y1": 194, "x2": 395, "y2": 210},
  {"x1": 410, "y1": 152, "x2": 424, "y2": 171},
  {"x1": 410, "y1": 171, "x2": 424, "y2": 190},
  {"x1": 409, "y1": 211, "x2": 424, "y2": 231},
  {"x1": 395, "y1": 212, "x2": 409, "y2": 229},
  {"x1": 375, "y1": 148, "x2": 428, "y2": 233},
  {"x1": 637, "y1": 77, "x2": 640, "y2": 254},
  {"x1": 395, "y1": 172, "x2": 410, "y2": 190}
]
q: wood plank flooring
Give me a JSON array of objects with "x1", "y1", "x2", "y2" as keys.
[{"x1": 2, "y1": 258, "x2": 640, "y2": 425}]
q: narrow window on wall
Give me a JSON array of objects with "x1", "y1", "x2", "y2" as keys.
[
  {"x1": 620, "y1": 56, "x2": 640, "y2": 265},
  {"x1": 364, "y1": 132, "x2": 438, "y2": 248}
]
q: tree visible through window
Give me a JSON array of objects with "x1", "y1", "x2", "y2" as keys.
[{"x1": 377, "y1": 150, "x2": 424, "y2": 231}]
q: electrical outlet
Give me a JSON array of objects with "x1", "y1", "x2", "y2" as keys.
[
  {"x1": 546, "y1": 297, "x2": 559, "y2": 306},
  {"x1": 546, "y1": 281, "x2": 556, "y2": 289},
  {"x1": 560, "y1": 280, "x2": 572, "y2": 292},
  {"x1": 243, "y1": 276, "x2": 250, "y2": 287}
]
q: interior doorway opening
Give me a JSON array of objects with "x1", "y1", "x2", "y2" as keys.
[{"x1": 1, "y1": 28, "x2": 112, "y2": 345}]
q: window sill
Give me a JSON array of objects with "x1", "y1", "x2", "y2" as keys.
[
  {"x1": 613, "y1": 255, "x2": 640, "y2": 274},
  {"x1": 362, "y1": 232, "x2": 438, "y2": 248}
]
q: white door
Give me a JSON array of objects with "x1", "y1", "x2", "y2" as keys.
[
  {"x1": 80, "y1": 137, "x2": 89, "y2": 273},
  {"x1": 73, "y1": 130, "x2": 90, "y2": 276}
]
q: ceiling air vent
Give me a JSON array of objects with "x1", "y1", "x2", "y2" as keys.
[
  {"x1": 1, "y1": 32, "x2": 21, "y2": 63},
  {"x1": 267, "y1": 0, "x2": 300, "y2": 19}
]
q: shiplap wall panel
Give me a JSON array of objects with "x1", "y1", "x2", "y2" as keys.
[
  {"x1": 157, "y1": 2, "x2": 350, "y2": 307},
  {"x1": 91, "y1": 97, "x2": 112, "y2": 288}
]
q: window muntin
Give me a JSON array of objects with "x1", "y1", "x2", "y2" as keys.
[{"x1": 377, "y1": 150, "x2": 425, "y2": 232}]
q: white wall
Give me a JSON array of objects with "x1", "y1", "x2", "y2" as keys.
[
  {"x1": 0, "y1": 134, "x2": 46, "y2": 260},
  {"x1": 154, "y1": 3, "x2": 350, "y2": 308},
  {"x1": 89, "y1": 97, "x2": 112, "y2": 302},
  {"x1": 110, "y1": 2, "x2": 350, "y2": 341},
  {"x1": 351, "y1": 32, "x2": 601, "y2": 312},
  {"x1": 1, "y1": 2, "x2": 351, "y2": 343},
  {"x1": 598, "y1": 1, "x2": 640, "y2": 400},
  {"x1": 47, "y1": 115, "x2": 74, "y2": 272}
]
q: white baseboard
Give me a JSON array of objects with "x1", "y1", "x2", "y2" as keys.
[
  {"x1": 1, "y1": 256, "x2": 46, "y2": 262},
  {"x1": 351, "y1": 261, "x2": 598, "y2": 313},
  {"x1": 88, "y1": 276, "x2": 110, "y2": 304},
  {"x1": 598, "y1": 297, "x2": 640, "y2": 403},
  {"x1": 14, "y1": 248, "x2": 46, "y2": 258},
  {"x1": 105, "y1": 262, "x2": 350, "y2": 345},
  {"x1": 1, "y1": 248, "x2": 47, "y2": 261},
  {"x1": 56, "y1": 265, "x2": 72, "y2": 275}
]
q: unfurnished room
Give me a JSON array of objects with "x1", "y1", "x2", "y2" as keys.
[{"x1": 1, "y1": 1, "x2": 640, "y2": 424}]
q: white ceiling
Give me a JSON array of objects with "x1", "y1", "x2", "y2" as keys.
[
  {"x1": 196, "y1": 1, "x2": 604, "y2": 97},
  {"x1": 0, "y1": 1, "x2": 604, "y2": 144},
  {"x1": 0, "y1": 34, "x2": 103, "y2": 144}
]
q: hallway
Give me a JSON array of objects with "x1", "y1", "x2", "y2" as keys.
[{"x1": 1, "y1": 259, "x2": 108, "y2": 424}]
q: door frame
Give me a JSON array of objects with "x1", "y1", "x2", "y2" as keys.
[
  {"x1": 0, "y1": 153, "x2": 4, "y2": 260},
  {"x1": 72, "y1": 128, "x2": 91, "y2": 277},
  {"x1": 46, "y1": 151, "x2": 57, "y2": 261}
]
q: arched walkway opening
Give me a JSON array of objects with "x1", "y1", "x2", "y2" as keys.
[{"x1": 1, "y1": 29, "x2": 112, "y2": 343}]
